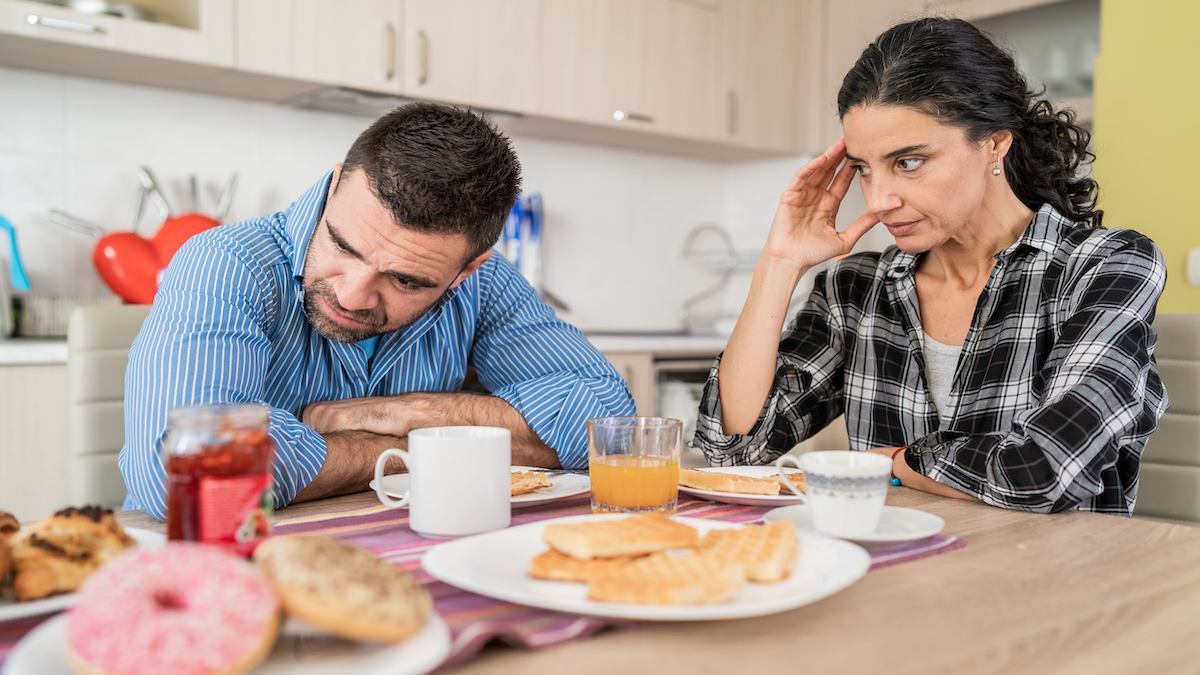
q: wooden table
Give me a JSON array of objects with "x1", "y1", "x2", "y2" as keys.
[{"x1": 122, "y1": 489, "x2": 1200, "y2": 674}]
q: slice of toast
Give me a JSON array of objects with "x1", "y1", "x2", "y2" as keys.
[
  {"x1": 511, "y1": 471, "x2": 553, "y2": 496},
  {"x1": 695, "y1": 521, "x2": 798, "y2": 582},
  {"x1": 542, "y1": 514, "x2": 699, "y2": 560},
  {"x1": 778, "y1": 471, "x2": 806, "y2": 495},
  {"x1": 679, "y1": 469, "x2": 781, "y2": 496},
  {"x1": 587, "y1": 551, "x2": 744, "y2": 605},
  {"x1": 528, "y1": 549, "x2": 641, "y2": 582}
]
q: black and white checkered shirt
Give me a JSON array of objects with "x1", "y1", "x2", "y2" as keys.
[{"x1": 694, "y1": 204, "x2": 1168, "y2": 515}]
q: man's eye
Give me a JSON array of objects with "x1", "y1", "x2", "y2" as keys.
[
  {"x1": 898, "y1": 157, "x2": 925, "y2": 172},
  {"x1": 854, "y1": 164, "x2": 871, "y2": 177}
]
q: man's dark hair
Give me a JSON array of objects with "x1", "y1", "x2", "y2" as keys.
[{"x1": 340, "y1": 102, "x2": 522, "y2": 259}]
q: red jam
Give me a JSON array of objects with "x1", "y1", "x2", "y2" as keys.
[{"x1": 164, "y1": 406, "x2": 274, "y2": 556}]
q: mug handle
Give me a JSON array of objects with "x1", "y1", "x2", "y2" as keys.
[
  {"x1": 775, "y1": 455, "x2": 808, "y2": 503},
  {"x1": 374, "y1": 448, "x2": 411, "y2": 509}
]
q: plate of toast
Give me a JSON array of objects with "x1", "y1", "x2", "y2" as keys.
[
  {"x1": 677, "y1": 466, "x2": 807, "y2": 506},
  {"x1": 422, "y1": 513, "x2": 869, "y2": 621},
  {"x1": 0, "y1": 506, "x2": 165, "y2": 621},
  {"x1": 371, "y1": 466, "x2": 590, "y2": 509}
]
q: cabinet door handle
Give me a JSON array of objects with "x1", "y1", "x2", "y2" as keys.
[
  {"x1": 612, "y1": 110, "x2": 654, "y2": 123},
  {"x1": 25, "y1": 14, "x2": 104, "y2": 34},
  {"x1": 384, "y1": 23, "x2": 397, "y2": 81},
  {"x1": 417, "y1": 29, "x2": 430, "y2": 85},
  {"x1": 727, "y1": 90, "x2": 738, "y2": 137}
]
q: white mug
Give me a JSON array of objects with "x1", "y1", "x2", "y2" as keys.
[
  {"x1": 776, "y1": 451, "x2": 892, "y2": 537},
  {"x1": 373, "y1": 426, "x2": 512, "y2": 538}
]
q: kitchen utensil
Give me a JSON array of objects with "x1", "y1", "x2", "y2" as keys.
[
  {"x1": 215, "y1": 172, "x2": 238, "y2": 222},
  {"x1": 0, "y1": 214, "x2": 31, "y2": 292},
  {"x1": 47, "y1": 209, "x2": 105, "y2": 238},
  {"x1": 136, "y1": 166, "x2": 173, "y2": 219}
]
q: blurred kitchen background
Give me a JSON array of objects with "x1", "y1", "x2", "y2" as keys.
[{"x1": 1, "y1": 0, "x2": 1197, "y2": 515}]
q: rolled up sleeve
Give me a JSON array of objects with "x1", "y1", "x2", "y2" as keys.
[{"x1": 119, "y1": 233, "x2": 327, "y2": 520}]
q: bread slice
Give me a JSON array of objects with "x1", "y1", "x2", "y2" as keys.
[
  {"x1": 511, "y1": 471, "x2": 553, "y2": 496},
  {"x1": 587, "y1": 551, "x2": 744, "y2": 605},
  {"x1": 528, "y1": 549, "x2": 641, "y2": 582},
  {"x1": 778, "y1": 471, "x2": 806, "y2": 495},
  {"x1": 696, "y1": 521, "x2": 798, "y2": 582},
  {"x1": 543, "y1": 514, "x2": 698, "y2": 560},
  {"x1": 679, "y1": 469, "x2": 781, "y2": 496}
]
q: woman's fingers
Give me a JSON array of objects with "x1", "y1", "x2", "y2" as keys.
[
  {"x1": 788, "y1": 138, "x2": 847, "y2": 191},
  {"x1": 827, "y1": 159, "x2": 858, "y2": 203},
  {"x1": 839, "y1": 211, "x2": 880, "y2": 249}
]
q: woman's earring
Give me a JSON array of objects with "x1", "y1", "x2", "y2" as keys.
[{"x1": 992, "y1": 164, "x2": 1002, "y2": 177}]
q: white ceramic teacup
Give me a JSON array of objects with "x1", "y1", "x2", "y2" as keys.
[
  {"x1": 373, "y1": 426, "x2": 512, "y2": 538},
  {"x1": 776, "y1": 451, "x2": 892, "y2": 537}
]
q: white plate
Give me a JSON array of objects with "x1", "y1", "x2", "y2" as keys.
[
  {"x1": 764, "y1": 505, "x2": 945, "y2": 543},
  {"x1": 370, "y1": 466, "x2": 591, "y2": 509},
  {"x1": 422, "y1": 514, "x2": 869, "y2": 622},
  {"x1": 3, "y1": 611, "x2": 451, "y2": 675},
  {"x1": 0, "y1": 528, "x2": 165, "y2": 622},
  {"x1": 677, "y1": 466, "x2": 806, "y2": 506}
]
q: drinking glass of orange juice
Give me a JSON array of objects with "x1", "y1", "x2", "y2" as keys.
[{"x1": 587, "y1": 416, "x2": 682, "y2": 514}]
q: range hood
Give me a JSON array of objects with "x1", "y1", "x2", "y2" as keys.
[{"x1": 284, "y1": 86, "x2": 521, "y2": 122}]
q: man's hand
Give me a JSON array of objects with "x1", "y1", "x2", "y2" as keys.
[{"x1": 302, "y1": 396, "x2": 423, "y2": 437}]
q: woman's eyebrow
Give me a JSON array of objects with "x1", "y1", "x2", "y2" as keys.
[{"x1": 845, "y1": 144, "x2": 931, "y2": 163}]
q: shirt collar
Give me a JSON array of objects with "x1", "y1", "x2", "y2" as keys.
[
  {"x1": 885, "y1": 203, "x2": 1067, "y2": 280},
  {"x1": 283, "y1": 170, "x2": 335, "y2": 283}
]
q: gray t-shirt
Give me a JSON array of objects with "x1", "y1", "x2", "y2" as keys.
[{"x1": 922, "y1": 332, "x2": 963, "y2": 424}]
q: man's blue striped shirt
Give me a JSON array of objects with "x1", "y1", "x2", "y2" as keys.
[{"x1": 120, "y1": 172, "x2": 634, "y2": 519}]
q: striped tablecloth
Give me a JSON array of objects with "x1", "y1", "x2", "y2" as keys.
[{"x1": 0, "y1": 495, "x2": 965, "y2": 670}]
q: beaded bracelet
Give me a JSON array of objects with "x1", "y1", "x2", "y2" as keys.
[{"x1": 889, "y1": 446, "x2": 907, "y2": 486}]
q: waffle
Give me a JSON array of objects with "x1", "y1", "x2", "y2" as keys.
[
  {"x1": 542, "y1": 514, "x2": 699, "y2": 560},
  {"x1": 679, "y1": 469, "x2": 781, "y2": 496},
  {"x1": 779, "y1": 471, "x2": 806, "y2": 495},
  {"x1": 511, "y1": 471, "x2": 553, "y2": 496},
  {"x1": 696, "y1": 521, "x2": 798, "y2": 582},
  {"x1": 587, "y1": 551, "x2": 745, "y2": 605},
  {"x1": 528, "y1": 549, "x2": 641, "y2": 582}
]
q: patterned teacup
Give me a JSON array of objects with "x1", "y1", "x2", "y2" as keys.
[{"x1": 776, "y1": 451, "x2": 892, "y2": 537}]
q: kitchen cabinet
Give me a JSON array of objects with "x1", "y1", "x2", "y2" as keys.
[
  {"x1": 540, "y1": 0, "x2": 722, "y2": 142},
  {"x1": 720, "y1": 0, "x2": 809, "y2": 153},
  {"x1": 923, "y1": 0, "x2": 1070, "y2": 20},
  {"x1": 0, "y1": 364, "x2": 71, "y2": 520},
  {"x1": 0, "y1": 0, "x2": 234, "y2": 66},
  {"x1": 401, "y1": 0, "x2": 540, "y2": 113},
  {"x1": 603, "y1": 352, "x2": 656, "y2": 416},
  {"x1": 817, "y1": 0, "x2": 928, "y2": 147},
  {"x1": 237, "y1": 0, "x2": 401, "y2": 94}
]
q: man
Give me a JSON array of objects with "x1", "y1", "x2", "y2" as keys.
[{"x1": 121, "y1": 103, "x2": 635, "y2": 520}]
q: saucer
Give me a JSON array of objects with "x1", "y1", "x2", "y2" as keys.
[{"x1": 764, "y1": 505, "x2": 945, "y2": 543}]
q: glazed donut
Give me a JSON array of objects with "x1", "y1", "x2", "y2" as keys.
[{"x1": 67, "y1": 543, "x2": 281, "y2": 675}]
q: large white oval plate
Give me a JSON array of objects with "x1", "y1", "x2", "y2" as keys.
[{"x1": 422, "y1": 514, "x2": 869, "y2": 622}]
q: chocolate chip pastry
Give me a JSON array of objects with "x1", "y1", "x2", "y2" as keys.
[{"x1": 9, "y1": 506, "x2": 136, "y2": 601}]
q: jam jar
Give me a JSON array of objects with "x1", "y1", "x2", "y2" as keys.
[{"x1": 164, "y1": 404, "x2": 274, "y2": 555}]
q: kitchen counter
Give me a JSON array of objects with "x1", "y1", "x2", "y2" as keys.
[
  {"x1": 585, "y1": 332, "x2": 727, "y2": 356},
  {"x1": 0, "y1": 338, "x2": 69, "y2": 365},
  {"x1": 0, "y1": 333, "x2": 727, "y2": 367}
]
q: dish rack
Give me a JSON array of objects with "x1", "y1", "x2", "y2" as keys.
[
  {"x1": 14, "y1": 295, "x2": 120, "y2": 338},
  {"x1": 679, "y1": 223, "x2": 757, "y2": 335}
]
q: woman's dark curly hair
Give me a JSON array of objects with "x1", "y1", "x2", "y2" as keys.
[{"x1": 837, "y1": 17, "x2": 1101, "y2": 227}]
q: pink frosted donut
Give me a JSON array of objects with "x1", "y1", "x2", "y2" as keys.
[{"x1": 67, "y1": 543, "x2": 281, "y2": 675}]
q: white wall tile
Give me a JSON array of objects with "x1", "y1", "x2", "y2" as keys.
[{"x1": 0, "y1": 66, "x2": 898, "y2": 331}]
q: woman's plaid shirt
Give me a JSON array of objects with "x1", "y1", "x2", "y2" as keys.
[{"x1": 694, "y1": 205, "x2": 1168, "y2": 515}]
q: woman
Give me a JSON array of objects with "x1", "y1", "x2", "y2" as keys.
[{"x1": 693, "y1": 18, "x2": 1167, "y2": 515}]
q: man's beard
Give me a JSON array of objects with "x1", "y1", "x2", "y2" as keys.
[{"x1": 302, "y1": 278, "x2": 441, "y2": 343}]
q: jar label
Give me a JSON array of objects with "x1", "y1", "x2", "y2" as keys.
[{"x1": 198, "y1": 474, "x2": 272, "y2": 555}]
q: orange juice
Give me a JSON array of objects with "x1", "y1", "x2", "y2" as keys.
[{"x1": 589, "y1": 454, "x2": 680, "y2": 513}]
